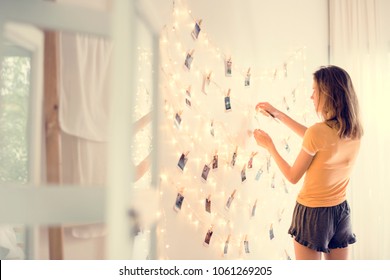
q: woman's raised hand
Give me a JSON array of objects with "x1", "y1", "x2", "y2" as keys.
[
  {"x1": 255, "y1": 102, "x2": 279, "y2": 118},
  {"x1": 253, "y1": 129, "x2": 274, "y2": 151}
]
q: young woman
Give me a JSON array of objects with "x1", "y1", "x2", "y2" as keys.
[{"x1": 253, "y1": 65, "x2": 363, "y2": 260}]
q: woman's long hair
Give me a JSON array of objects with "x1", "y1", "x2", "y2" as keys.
[{"x1": 313, "y1": 65, "x2": 363, "y2": 140}]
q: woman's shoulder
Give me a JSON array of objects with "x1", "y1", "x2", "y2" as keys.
[
  {"x1": 305, "y1": 122, "x2": 336, "y2": 140},
  {"x1": 308, "y1": 122, "x2": 331, "y2": 132}
]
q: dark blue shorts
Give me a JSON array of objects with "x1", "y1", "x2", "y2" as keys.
[{"x1": 288, "y1": 200, "x2": 356, "y2": 253}]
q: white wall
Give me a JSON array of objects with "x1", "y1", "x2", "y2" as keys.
[
  {"x1": 156, "y1": 0, "x2": 328, "y2": 259},
  {"x1": 145, "y1": 0, "x2": 329, "y2": 72}
]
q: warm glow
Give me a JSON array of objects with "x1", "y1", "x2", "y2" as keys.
[{"x1": 157, "y1": 0, "x2": 308, "y2": 260}]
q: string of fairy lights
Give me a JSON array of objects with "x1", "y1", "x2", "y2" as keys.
[{"x1": 135, "y1": 0, "x2": 316, "y2": 259}]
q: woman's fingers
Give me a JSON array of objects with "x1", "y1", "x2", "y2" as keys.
[
  {"x1": 255, "y1": 102, "x2": 267, "y2": 111},
  {"x1": 254, "y1": 129, "x2": 271, "y2": 141},
  {"x1": 260, "y1": 110, "x2": 272, "y2": 117},
  {"x1": 254, "y1": 129, "x2": 267, "y2": 138},
  {"x1": 255, "y1": 102, "x2": 279, "y2": 119},
  {"x1": 253, "y1": 129, "x2": 273, "y2": 151},
  {"x1": 255, "y1": 102, "x2": 273, "y2": 113}
]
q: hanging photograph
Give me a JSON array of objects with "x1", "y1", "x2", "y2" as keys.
[{"x1": 191, "y1": 19, "x2": 202, "y2": 39}]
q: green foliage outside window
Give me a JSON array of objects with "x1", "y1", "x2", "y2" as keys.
[{"x1": 0, "y1": 56, "x2": 30, "y2": 183}]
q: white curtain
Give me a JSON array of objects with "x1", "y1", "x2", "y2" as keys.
[
  {"x1": 57, "y1": 32, "x2": 112, "y2": 258},
  {"x1": 330, "y1": 0, "x2": 390, "y2": 259},
  {"x1": 58, "y1": 32, "x2": 113, "y2": 142},
  {"x1": 56, "y1": 0, "x2": 113, "y2": 258}
]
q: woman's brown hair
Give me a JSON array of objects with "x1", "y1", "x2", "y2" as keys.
[{"x1": 313, "y1": 65, "x2": 363, "y2": 139}]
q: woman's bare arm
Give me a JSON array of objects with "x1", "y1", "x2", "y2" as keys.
[
  {"x1": 253, "y1": 129, "x2": 313, "y2": 184},
  {"x1": 256, "y1": 102, "x2": 307, "y2": 138}
]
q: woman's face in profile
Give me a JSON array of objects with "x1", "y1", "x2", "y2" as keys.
[{"x1": 311, "y1": 79, "x2": 323, "y2": 113}]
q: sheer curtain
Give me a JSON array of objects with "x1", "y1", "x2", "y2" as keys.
[{"x1": 330, "y1": 0, "x2": 390, "y2": 259}]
